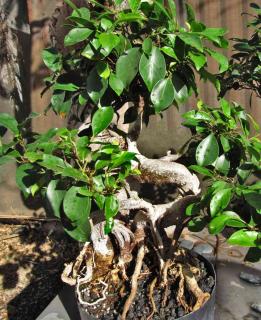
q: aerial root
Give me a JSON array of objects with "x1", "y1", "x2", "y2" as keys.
[
  {"x1": 147, "y1": 277, "x2": 158, "y2": 320},
  {"x1": 183, "y1": 268, "x2": 210, "y2": 311},
  {"x1": 121, "y1": 244, "x2": 146, "y2": 320}
]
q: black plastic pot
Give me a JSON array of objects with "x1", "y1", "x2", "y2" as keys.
[{"x1": 77, "y1": 253, "x2": 216, "y2": 320}]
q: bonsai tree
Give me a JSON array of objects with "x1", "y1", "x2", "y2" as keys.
[{"x1": 0, "y1": 1, "x2": 260, "y2": 318}]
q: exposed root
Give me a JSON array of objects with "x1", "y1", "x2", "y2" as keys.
[
  {"x1": 183, "y1": 268, "x2": 210, "y2": 311},
  {"x1": 61, "y1": 242, "x2": 90, "y2": 285},
  {"x1": 161, "y1": 259, "x2": 172, "y2": 286},
  {"x1": 77, "y1": 279, "x2": 108, "y2": 306},
  {"x1": 176, "y1": 264, "x2": 189, "y2": 313},
  {"x1": 147, "y1": 277, "x2": 158, "y2": 319},
  {"x1": 61, "y1": 262, "x2": 76, "y2": 285},
  {"x1": 121, "y1": 244, "x2": 146, "y2": 320}
]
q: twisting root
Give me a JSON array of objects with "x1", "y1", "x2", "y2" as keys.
[
  {"x1": 61, "y1": 242, "x2": 90, "y2": 285},
  {"x1": 121, "y1": 245, "x2": 146, "y2": 320},
  {"x1": 183, "y1": 268, "x2": 210, "y2": 311},
  {"x1": 147, "y1": 277, "x2": 158, "y2": 320},
  {"x1": 161, "y1": 259, "x2": 172, "y2": 286},
  {"x1": 176, "y1": 264, "x2": 189, "y2": 313}
]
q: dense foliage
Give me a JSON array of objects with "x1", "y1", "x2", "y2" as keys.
[
  {"x1": 220, "y1": 3, "x2": 261, "y2": 98},
  {"x1": 0, "y1": 1, "x2": 260, "y2": 259}
]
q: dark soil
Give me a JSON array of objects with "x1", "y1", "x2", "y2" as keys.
[{"x1": 79, "y1": 251, "x2": 215, "y2": 320}]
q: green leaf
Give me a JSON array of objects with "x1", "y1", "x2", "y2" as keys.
[
  {"x1": 95, "y1": 159, "x2": 110, "y2": 170},
  {"x1": 76, "y1": 136, "x2": 90, "y2": 160},
  {"x1": 0, "y1": 113, "x2": 19, "y2": 135},
  {"x1": 60, "y1": 167, "x2": 87, "y2": 181},
  {"x1": 93, "y1": 175, "x2": 104, "y2": 192},
  {"x1": 105, "y1": 195, "x2": 119, "y2": 219},
  {"x1": 139, "y1": 46, "x2": 166, "y2": 91},
  {"x1": 209, "y1": 211, "x2": 246, "y2": 235},
  {"x1": 16, "y1": 164, "x2": 35, "y2": 197},
  {"x1": 189, "y1": 165, "x2": 213, "y2": 177},
  {"x1": 104, "y1": 218, "x2": 114, "y2": 234},
  {"x1": 114, "y1": 0, "x2": 124, "y2": 4},
  {"x1": 86, "y1": 66, "x2": 108, "y2": 104},
  {"x1": 185, "y1": 202, "x2": 201, "y2": 216},
  {"x1": 116, "y1": 48, "x2": 141, "y2": 88},
  {"x1": 94, "y1": 193, "x2": 105, "y2": 209},
  {"x1": 46, "y1": 180, "x2": 66, "y2": 218},
  {"x1": 101, "y1": 18, "x2": 113, "y2": 31},
  {"x1": 228, "y1": 230, "x2": 259, "y2": 247},
  {"x1": 207, "y1": 49, "x2": 228, "y2": 73},
  {"x1": 82, "y1": 39, "x2": 101, "y2": 60},
  {"x1": 200, "y1": 69, "x2": 221, "y2": 92},
  {"x1": 64, "y1": 0, "x2": 78, "y2": 10},
  {"x1": 128, "y1": 0, "x2": 141, "y2": 11},
  {"x1": 178, "y1": 33, "x2": 203, "y2": 52},
  {"x1": 220, "y1": 99, "x2": 231, "y2": 117},
  {"x1": 210, "y1": 188, "x2": 232, "y2": 217},
  {"x1": 51, "y1": 91, "x2": 65, "y2": 109},
  {"x1": 167, "y1": 0, "x2": 177, "y2": 24},
  {"x1": 196, "y1": 133, "x2": 219, "y2": 166},
  {"x1": 109, "y1": 74, "x2": 124, "y2": 96},
  {"x1": 24, "y1": 151, "x2": 43, "y2": 162},
  {"x1": 154, "y1": 0, "x2": 172, "y2": 20},
  {"x1": 42, "y1": 48, "x2": 62, "y2": 72},
  {"x1": 96, "y1": 62, "x2": 110, "y2": 79},
  {"x1": 92, "y1": 106, "x2": 114, "y2": 136},
  {"x1": 189, "y1": 51, "x2": 206, "y2": 71},
  {"x1": 188, "y1": 217, "x2": 207, "y2": 232},
  {"x1": 40, "y1": 154, "x2": 68, "y2": 172},
  {"x1": 111, "y1": 151, "x2": 136, "y2": 168},
  {"x1": 151, "y1": 78, "x2": 175, "y2": 112},
  {"x1": 220, "y1": 135, "x2": 230, "y2": 152},
  {"x1": 64, "y1": 27, "x2": 93, "y2": 46},
  {"x1": 243, "y1": 191, "x2": 261, "y2": 210},
  {"x1": 78, "y1": 188, "x2": 93, "y2": 197},
  {"x1": 53, "y1": 83, "x2": 79, "y2": 91},
  {"x1": 142, "y1": 38, "x2": 153, "y2": 54},
  {"x1": 63, "y1": 186, "x2": 91, "y2": 242},
  {"x1": 185, "y1": 3, "x2": 195, "y2": 24},
  {"x1": 116, "y1": 12, "x2": 147, "y2": 24},
  {"x1": 114, "y1": 35, "x2": 132, "y2": 56},
  {"x1": 161, "y1": 46, "x2": 178, "y2": 60},
  {"x1": 214, "y1": 154, "x2": 230, "y2": 175},
  {"x1": 201, "y1": 27, "x2": 227, "y2": 43},
  {"x1": 70, "y1": 7, "x2": 90, "y2": 20},
  {"x1": 99, "y1": 33, "x2": 120, "y2": 56},
  {"x1": 209, "y1": 214, "x2": 228, "y2": 234},
  {"x1": 172, "y1": 73, "x2": 189, "y2": 104}
]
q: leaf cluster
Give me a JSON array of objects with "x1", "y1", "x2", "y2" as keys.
[
  {"x1": 183, "y1": 99, "x2": 261, "y2": 252},
  {"x1": 219, "y1": 3, "x2": 261, "y2": 98},
  {"x1": 0, "y1": 112, "x2": 138, "y2": 240}
]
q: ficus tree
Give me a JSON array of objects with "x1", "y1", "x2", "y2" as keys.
[{"x1": 0, "y1": 0, "x2": 260, "y2": 318}]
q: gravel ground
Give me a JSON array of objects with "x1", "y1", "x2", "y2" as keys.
[{"x1": 0, "y1": 223, "x2": 78, "y2": 320}]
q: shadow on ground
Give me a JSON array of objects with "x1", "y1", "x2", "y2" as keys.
[{"x1": 0, "y1": 222, "x2": 79, "y2": 320}]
